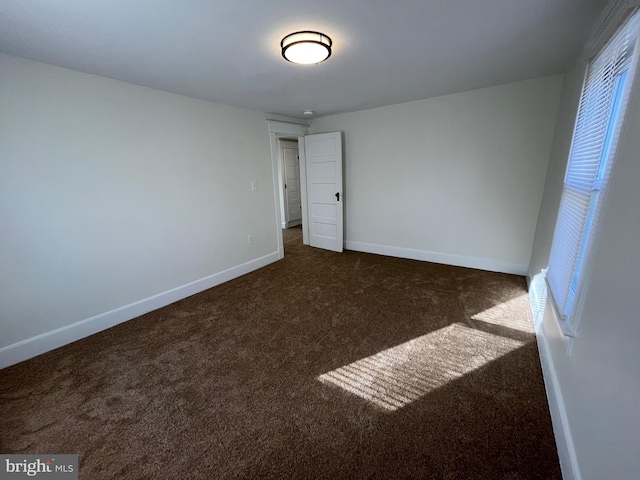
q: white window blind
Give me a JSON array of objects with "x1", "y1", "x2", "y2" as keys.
[{"x1": 547, "y1": 10, "x2": 640, "y2": 335}]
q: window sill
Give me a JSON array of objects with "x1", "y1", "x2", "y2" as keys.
[{"x1": 530, "y1": 269, "x2": 576, "y2": 355}]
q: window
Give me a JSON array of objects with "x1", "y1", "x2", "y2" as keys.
[{"x1": 546, "y1": 10, "x2": 640, "y2": 336}]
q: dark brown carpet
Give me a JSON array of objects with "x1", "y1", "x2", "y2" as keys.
[{"x1": 0, "y1": 226, "x2": 561, "y2": 479}]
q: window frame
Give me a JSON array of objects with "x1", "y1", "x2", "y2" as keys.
[{"x1": 546, "y1": 9, "x2": 640, "y2": 338}]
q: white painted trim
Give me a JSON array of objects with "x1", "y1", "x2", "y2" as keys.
[
  {"x1": 264, "y1": 115, "x2": 310, "y2": 126},
  {"x1": 345, "y1": 240, "x2": 527, "y2": 275},
  {"x1": 0, "y1": 251, "x2": 280, "y2": 370},
  {"x1": 529, "y1": 269, "x2": 549, "y2": 332},
  {"x1": 267, "y1": 120, "x2": 310, "y2": 134},
  {"x1": 584, "y1": 0, "x2": 640, "y2": 60},
  {"x1": 536, "y1": 321, "x2": 581, "y2": 480},
  {"x1": 298, "y1": 135, "x2": 310, "y2": 245}
]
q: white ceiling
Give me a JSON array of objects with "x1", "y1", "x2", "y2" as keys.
[{"x1": 0, "y1": 0, "x2": 606, "y2": 119}]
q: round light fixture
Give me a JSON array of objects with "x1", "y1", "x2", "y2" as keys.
[{"x1": 281, "y1": 31, "x2": 332, "y2": 65}]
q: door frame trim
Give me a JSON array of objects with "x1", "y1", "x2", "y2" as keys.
[{"x1": 267, "y1": 121, "x2": 309, "y2": 258}]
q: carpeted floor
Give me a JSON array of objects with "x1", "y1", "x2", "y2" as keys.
[{"x1": 0, "y1": 226, "x2": 561, "y2": 479}]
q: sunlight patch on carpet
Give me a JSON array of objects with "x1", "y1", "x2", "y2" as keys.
[
  {"x1": 318, "y1": 323, "x2": 524, "y2": 411},
  {"x1": 471, "y1": 294, "x2": 534, "y2": 334}
]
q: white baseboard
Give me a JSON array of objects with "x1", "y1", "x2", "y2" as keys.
[
  {"x1": 0, "y1": 251, "x2": 281, "y2": 370},
  {"x1": 536, "y1": 325, "x2": 581, "y2": 480},
  {"x1": 344, "y1": 240, "x2": 527, "y2": 275}
]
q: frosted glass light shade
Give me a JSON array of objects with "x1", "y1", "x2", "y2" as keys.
[{"x1": 281, "y1": 31, "x2": 332, "y2": 65}]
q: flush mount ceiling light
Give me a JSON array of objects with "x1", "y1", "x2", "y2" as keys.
[{"x1": 281, "y1": 31, "x2": 332, "y2": 65}]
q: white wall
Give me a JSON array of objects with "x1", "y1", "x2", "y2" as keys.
[
  {"x1": 0, "y1": 53, "x2": 278, "y2": 365},
  {"x1": 310, "y1": 76, "x2": 563, "y2": 275},
  {"x1": 528, "y1": 57, "x2": 640, "y2": 479}
]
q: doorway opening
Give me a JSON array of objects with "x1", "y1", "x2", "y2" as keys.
[
  {"x1": 278, "y1": 137, "x2": 303, "y2": 249},
  {"x1": 278, "y1": 138, "x2": 302, "y2": 230},
  {"x1": 267, "y1": 120, "x2": 309, "y2": 259},
  {"x1": 267, "y1": 121, "x2": 344, "y2": 258}
]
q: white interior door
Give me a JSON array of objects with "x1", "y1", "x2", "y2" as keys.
[
  {"x1": 304, "y1": 132, "x2": 343, "y2": 252},
  {"x1": 283, "y1": 146, "x2": 302, "y2": 225}
]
